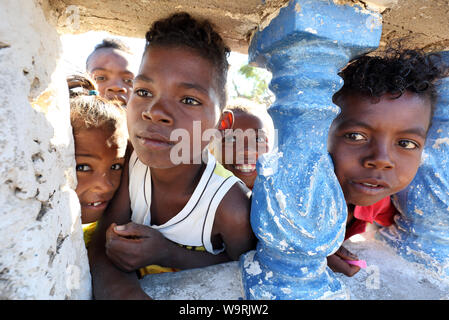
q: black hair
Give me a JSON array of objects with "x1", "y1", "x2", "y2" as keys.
[
  {"x1": 67, "y1": 74, "x2": 128, "y2": 143},
  {"x1": 86, "y1": 38, "x2": 133, "y2": 69},
  {"x1": 334, "y1": 47, "x2": 448, "y2": 121},
  {"x1": 144, "y1": 12, "x2": 230, "y2": 108}
]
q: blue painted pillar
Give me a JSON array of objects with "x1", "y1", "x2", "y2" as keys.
[
  {"x1": 378, "y1": 51, "x2": 449, "y2": 280},
  {"x1": 239, "y1": 0, "x2": 382, "y2": 299}
]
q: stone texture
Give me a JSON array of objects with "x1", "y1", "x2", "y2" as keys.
[
  {"x1": 140, "y1": 228, "x2": 449, "y2": 300},
  {"x1": 40, "y1": 0, "x2": 449, "y2": 54},
  {"x1": 0, "y1": 0, "x2": 91, "y2": 299}
]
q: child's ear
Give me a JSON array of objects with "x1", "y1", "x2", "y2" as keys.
[{"x1": 218, "y1": 110, "x2": 234, "y2": 130}]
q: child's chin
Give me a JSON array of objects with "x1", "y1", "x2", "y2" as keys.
[{"x1": 349, "y1": 196, "x2": 384, "y2": 207}]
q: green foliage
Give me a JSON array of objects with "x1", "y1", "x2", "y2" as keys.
[{"x1": 231, "y1": 64, "x2": 274, "y2": 107}]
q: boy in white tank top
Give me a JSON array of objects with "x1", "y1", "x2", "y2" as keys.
[{"x1": 88, "y1": 13, "x2": 256, "y2": 300}]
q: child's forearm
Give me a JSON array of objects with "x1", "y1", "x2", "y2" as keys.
[
  {"x1": 88, "y1": 224, "x2": 150, "y2": 300},
  {"x1": 159, "y1": 241, "x2": 231, "y2": 270}
]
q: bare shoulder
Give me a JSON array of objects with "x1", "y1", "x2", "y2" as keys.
[
  {"x1": 214, "y1": 181, "x2": 255, "y2": 259},
  {"x1": 217, "y1": 181, "x2": 251, "y2": 222}
]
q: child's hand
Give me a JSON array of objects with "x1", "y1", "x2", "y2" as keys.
[
  {"x1": 326, "y1": 245, "x2": 361, "y2": 277},
  {"x1": 105, "y1": 222, "x2": 169, "y2": 272}
]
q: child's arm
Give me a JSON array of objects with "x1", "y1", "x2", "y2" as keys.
[
  {"x1": 87, "y1": 147, "x2": 151, "y2": 300},
  {"x1": 108, "y1": 222, "x2": 232, "y2": 270},
  {"x1": 213, "y1": 181, "x2": 256, "y2": 260},
  {"x1": 326, "y1": 245, "x2": 361, "y2": 277},
  {"x1": 107, "y1": 182, "x2": 254, "y2": 270}
]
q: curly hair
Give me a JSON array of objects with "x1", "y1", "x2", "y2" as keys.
[
  {"x1": 68, "y1": 74, "x2": 128, "y2": 145},
  {"x1": 86, "y1": 38, "x2": 133, "y2": 69},
  {"x1": 144, "y1": 12, "x2": 230, "y2": 108},
  {"x1": 334, "y1": 48, "x2": 448, "y2": 120}
]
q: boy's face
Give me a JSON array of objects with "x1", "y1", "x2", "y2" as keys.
[
  {"x1": 87, "y1": 48, "x2": 135, "y2": 105},
  {"x1": 328, "y1": 91, "x2": 431, "y2": 207},
  {"x1": 220, "y1": 111, "x2": 270, "y2": 189},
  {"x1": 74, "y1": 127, "x2": 126, "y2": 224},
  {"x1": 127, "y1": 46, "x2": 221, "y2": 168}
]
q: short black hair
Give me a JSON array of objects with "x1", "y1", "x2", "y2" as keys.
[
  {"x1": 334, "y1": 47, "x2": 448, "y2": 120},
  {"x1": 86, "y1": 38, "x2": 133, "y2": 69},
  {"x1": 144, "y1": 12, "x2": 230, "y2": 108}
]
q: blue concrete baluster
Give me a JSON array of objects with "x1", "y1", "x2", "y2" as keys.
[
  {"x1": 378, "y1": 51, "x2": 449, "y2": 280},
  {"x1": 239, "y1": 0, "x2": 382, "y2": 300}
]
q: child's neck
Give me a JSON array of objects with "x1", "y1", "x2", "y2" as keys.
[
  {"x1": 149, "y1": 162, "x2": 207, "y2": 226},
  {"x1": 151, "y1": 162, "x2": 206, "y2": 191}
]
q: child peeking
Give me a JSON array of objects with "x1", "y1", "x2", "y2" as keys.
[
  {"x1": 88, "y1": 13, "x2": 256, "y2": 300},
  {"x1": 67, "y1": 75, "x2": 128, "y2": 247},
  {"x1": 86, "y1": 38, "x2": 137, "y2": 106},
  {"x1": 327, "y1": 48, "x2": 447, "y2": 277},
  {"x1": 212, "y1": 98, "x2": 275, "y2": 190}
]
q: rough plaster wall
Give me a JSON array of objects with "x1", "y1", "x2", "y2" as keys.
[
  {"x1": 44, "y1": 0, "x2": 290, "y2": 53},
  {"x1": 0, "y1": 0, "x2": 91, "y2": 299}
]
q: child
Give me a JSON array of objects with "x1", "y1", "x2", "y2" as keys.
[
  {"x1": 68, "y1": 74, "x2": 128, "y2": 247},
  {"x1": 326, "y1": 49, "x2": 446, "y2": 277},
  {"x1": 86, "y1": 38, "x2": 137, "y2": 106},
  {"x1": 212, "y1": 98, "x2": 275, "y2": 190},
  {"x1": 88, "y1": 13, "x2": 255, "y2": 300}
]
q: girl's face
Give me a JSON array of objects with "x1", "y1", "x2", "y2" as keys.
[
  {"x1": 87, "y1": 48, "x2": 135, "y2": 105},
  {"x1": 220, "y1": 111, "x2": 270, "y2": 189},
  {"x1": 74, "y1": 127, "x2": 126, "y2": 224},
  {"x1": 126, "y1": 46, "x2": 221, "y2": 168},
  {"x1": 328, "y1": 91, "x2": 431, "y2": 207}
]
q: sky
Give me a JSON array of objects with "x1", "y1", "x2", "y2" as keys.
[{"x1": 59, "y1": 31, "x2": 263, "y2": 101}]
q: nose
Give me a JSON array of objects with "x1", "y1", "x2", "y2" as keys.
[
  {"x1": 92, "y1": 172, "x2": 115, "y2": 193},
  {"x1": 362, "y1": 140, "x2": 395, "y2": 170},
  {"x1": 106, "y1": 79, "x2": 127, "y2": 93},
  {"x1": 141, "y1": 97, "x2": 173, "y2": 125}
]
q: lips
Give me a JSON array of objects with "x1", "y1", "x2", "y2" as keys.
[
  {"x1": 136, "y1": 131, "x2": 174, "y2": 150},
  {"x1": 234, "y1": 164, "x2": 257, "y2": 173},
  {"x1": 107, "y1": 93, "x2": 128, "y2": 105},
  {"x1": 349, "y1": 178, "x2": 390, "y2": 196},
  {"x1": 82, "y1": 200, "x2": 109, "y2": 210}
]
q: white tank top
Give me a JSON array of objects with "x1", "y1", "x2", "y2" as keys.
[{"x1": 128, "y1": 150, "x2": 241, "y2": 254}]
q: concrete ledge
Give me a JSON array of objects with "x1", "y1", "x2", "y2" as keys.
[{"x1": 140, "y1": 228, "x2": 449, "y2": 300}]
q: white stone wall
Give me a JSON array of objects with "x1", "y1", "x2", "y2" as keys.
[{"x1": 0, "y1": 0, "x2": 91, "y2": 299}]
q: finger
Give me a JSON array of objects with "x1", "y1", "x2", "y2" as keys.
[
  {"x1": 113, "y1": 222, "x2": 149, "y2": 239},
  {"x1": 336, "y1": 246, "x2": 358, "y2": 260},
  {"x1": 105, "y1": 237, "x2": 141, "y2": 271},
  {"x1": 106, "y1": 223, "x2": 121, "y2": 243},
  {"x1": 327, "y1": 254, "x2": 360, "y2": 277}
]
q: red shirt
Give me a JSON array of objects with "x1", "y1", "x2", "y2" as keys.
[{"x1": 345, "y1": 196, "x2": 397, "y2": 240}]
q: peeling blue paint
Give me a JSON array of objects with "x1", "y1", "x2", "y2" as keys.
[{"x1": 240, "y1": 0, "x2": 382, "y2": 300}]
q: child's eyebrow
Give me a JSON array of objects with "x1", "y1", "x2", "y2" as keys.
[
  {"x1": 90, "y1": 68, "x2": 109, "y2": 73},
  {"x1": 75, "y1": 153, "x2": 100, "y2": 160},
  {"x1": 397, "y1": 128, "x2": 427, "y2": 139},
  {"x1": 340, "y1": 120, "x2": 427, "y2": 138},
  {"x1": 178, "y1": 82, "x2": 209, "y2": 95},
  {"x1": 134, "y1": 74, "x2": 153, "y2": 83}
]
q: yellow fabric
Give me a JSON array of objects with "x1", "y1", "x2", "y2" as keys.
[
  {"x1": 82, "y1": 221, "x2": 98, "y2": 248},
  {"x1": 82, "y1": 220, "x2": 207, "y2": 278},
  {"x1": 137, "y1": 244, "x2": 207, "y2": 278},
  {"x1": 213, "y1": 161, "x2": 234, "y2": 179}
]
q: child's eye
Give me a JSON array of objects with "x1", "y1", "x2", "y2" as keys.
[
  {"x1": 344, "y1": 132, "x2": 366, "y2": 141},
  {"x1": 398, "y1": 139, "x2": 419, "y2": 150},
  {"x1": 94, "y1": 76, "x2": 106, "y2": 82},
  {"x1": 124, "y1": 78, "x2": 133, "y2": 85},
  {"x1": 111, "y1": 163, "x2": 123, "y2": 170},
  {"x1": 135, "y1": 89, "x2": 153, "y2": 97},
  {"x1": 256, "y1": 136, "x2": 267, "y2": 144},
  {"x1": 76, "y1": 164, "x2": 91, "y2": 172},
  {"x1": 181, "y1": 97, "x2": 201, "y2": 106}
]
